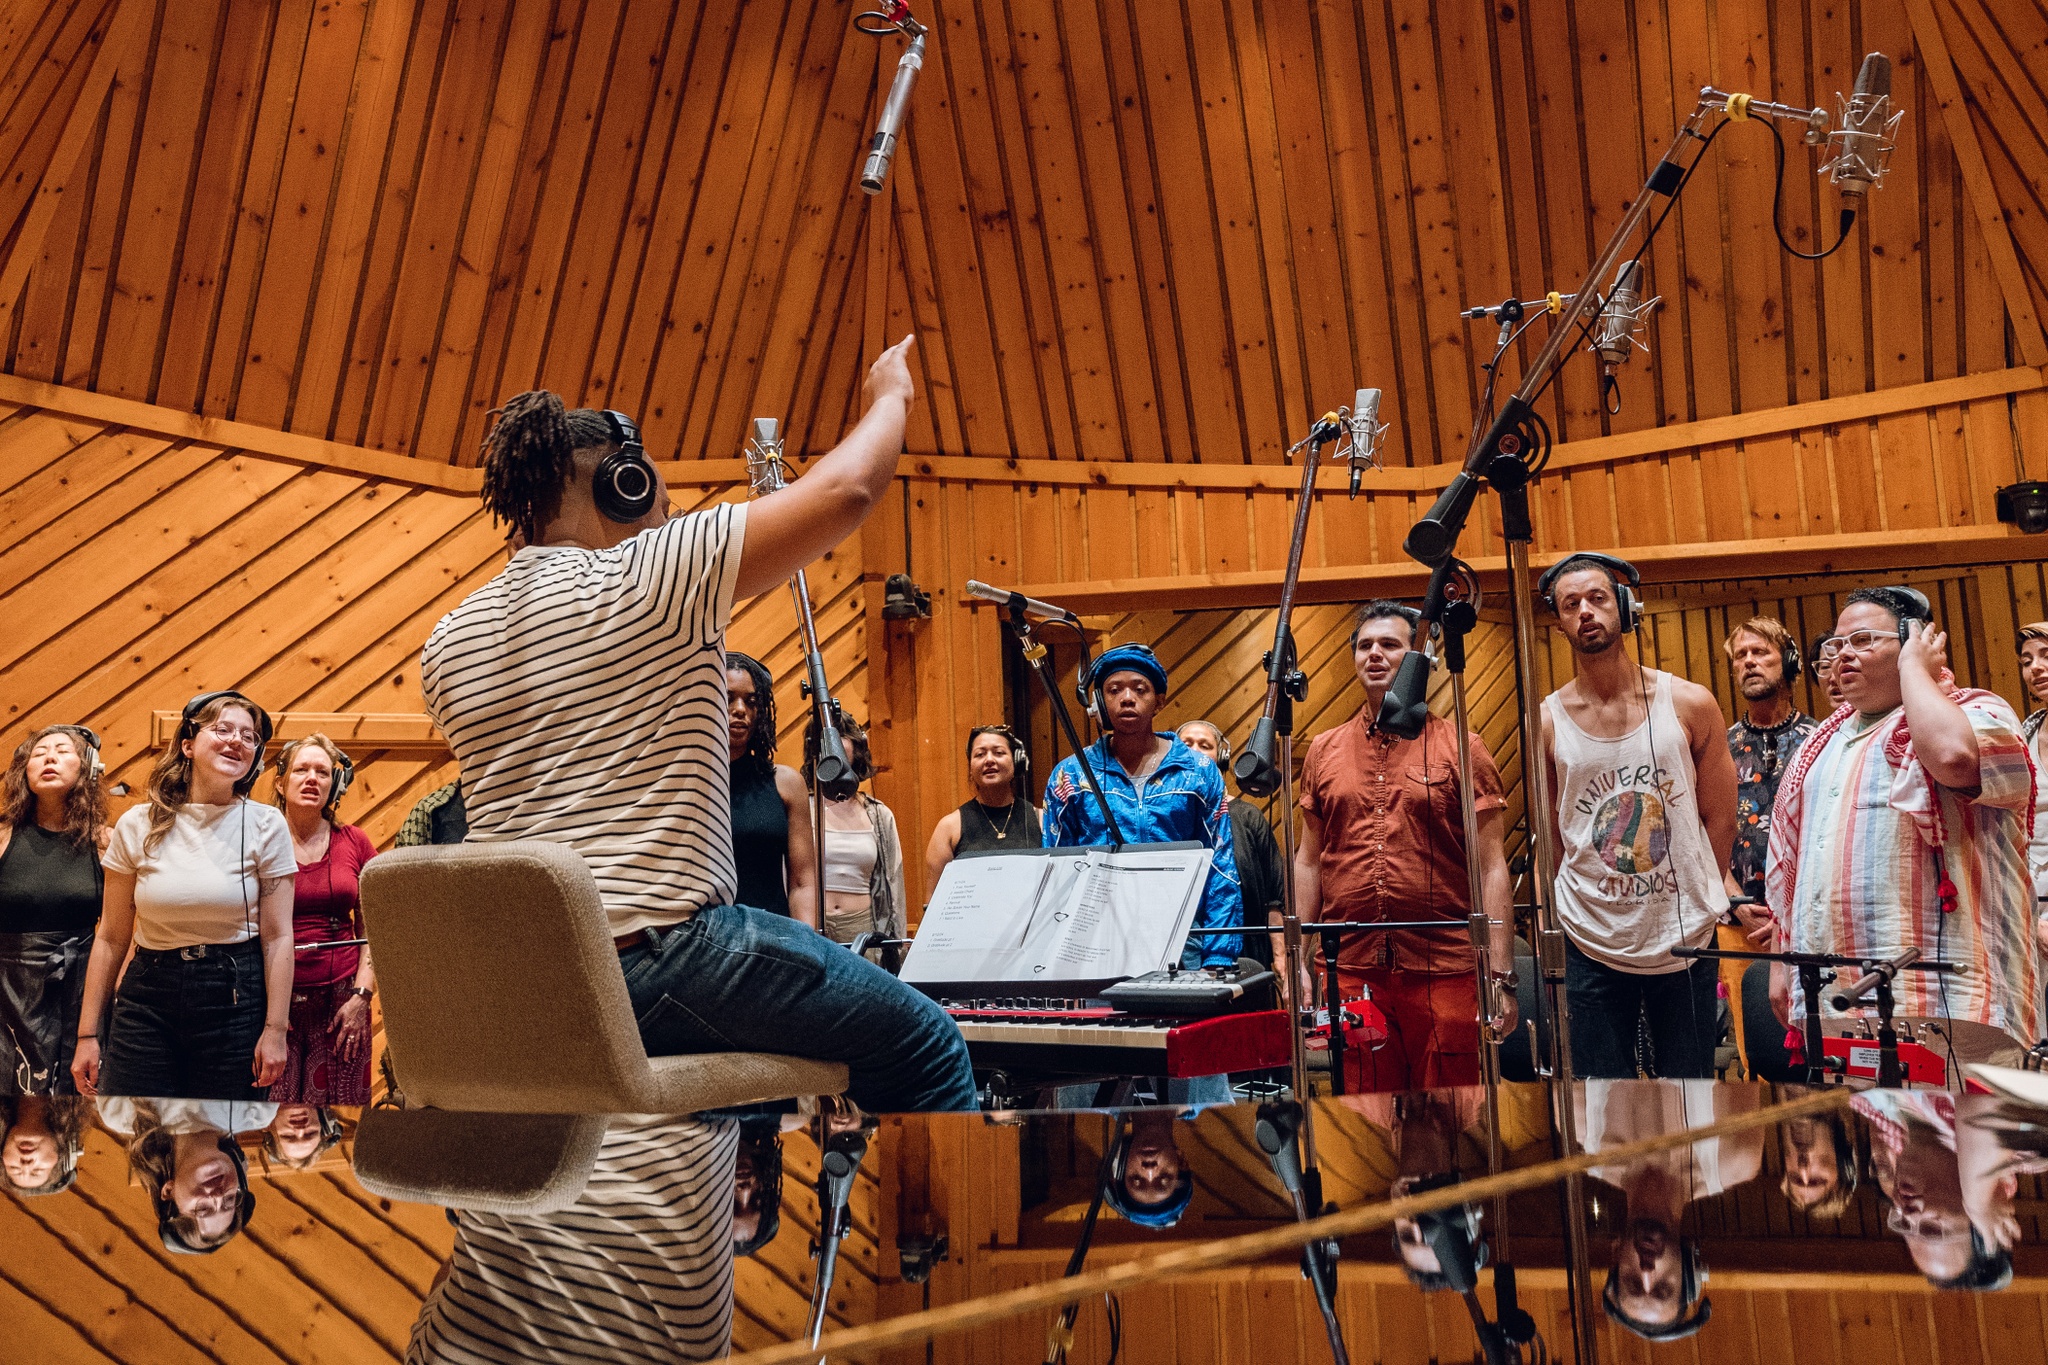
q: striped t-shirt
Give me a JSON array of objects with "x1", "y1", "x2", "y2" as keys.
[
  {"x1": 421, "y1": 504, "x2": 748, "y2": 935},
  {"x1": 405, "y1": 1117, "x2": 739, "y2": 1365}
]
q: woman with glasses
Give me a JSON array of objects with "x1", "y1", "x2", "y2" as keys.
[
  {"x1": 98, "y1": 1096, "x2": 266, "y2": 1253},
  {"x1": 73, "y1": 694, "x2": 297, "y2": 1099},
  {"x1": 0, "y1": 725, "x2": 108, "y2": 1095},
  {"x1": 271, "y1": 735, "x2": 376, "y2": 1105}
]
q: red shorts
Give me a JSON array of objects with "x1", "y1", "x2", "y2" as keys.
[{"x1": 1340, "y1": 967, "x2": 1481, "y2": 1091}]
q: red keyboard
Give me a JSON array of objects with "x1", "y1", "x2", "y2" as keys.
[{"x1": 946, "y1": 1006, "x2": 1295, "y2": 1078}]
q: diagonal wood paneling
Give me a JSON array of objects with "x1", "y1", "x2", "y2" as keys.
[{"x1": 0, "y1": 0, "x2": 2036, "y2": 482}]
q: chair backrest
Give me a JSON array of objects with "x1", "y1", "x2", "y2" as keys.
[
  {"x1": 352, "y1": 1109, "x2": 605, "y2": 1215},
  {"x1": 361, "y1": 841, "x2": 655, "y2": 1111}
]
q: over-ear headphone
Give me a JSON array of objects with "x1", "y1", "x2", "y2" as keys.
[
  {"x1": 179, "y1": 691, "x2": 273, "y2": 792},
  {"x1": 1871, "y1": 584, "x2": 1934, "y2": 642},
  {"x1": 157, "y1": 1135, "x2": 256, "y2": 1255},
  {"x1": 593, "y1": 410, "x2": 659, "y2": 523},
  {"x1": 1539, "y1": 552, "x2": 1642, "y2": 634},
  {"x1": 1602, "y1": 1241, "x2": 1710, "y2": 1340},
  {"x1": 966, "y1": 725, "x2": 1029, "y2": 777},
  {"x1": 1780, "y1": 634, "x2": 1802, "y2": 683},
  {"x1": 57, "y1": 724, "x2": 103, "y2": 782}
]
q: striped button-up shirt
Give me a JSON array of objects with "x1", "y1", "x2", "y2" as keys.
[{"x1": 1777, "y1": 696, "x2": 2038, "y2": 1040}]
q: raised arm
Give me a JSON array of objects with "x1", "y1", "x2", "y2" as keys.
[
  {"x1": 734, "y1": 337, "x2": 917, "y2": 601},
  {"x1": 1899, "y1": 624, "x2": 1982, "y2": 790}
]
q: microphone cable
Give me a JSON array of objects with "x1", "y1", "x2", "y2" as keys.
[{"x1": 1759, "y1": 115, "x2": 1858, "y2": 261}]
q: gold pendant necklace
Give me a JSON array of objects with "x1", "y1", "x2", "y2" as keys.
[{"x1": 980, "y1": 800, "x2": 1016, "y2": 840}]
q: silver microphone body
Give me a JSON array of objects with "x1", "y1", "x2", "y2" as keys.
[
  {"x1": 1347, "y1": 387, "x2": 1383, "y2": 498},
  {"x1": 965, "y1": 579, "x2": 1078, "y2": 622},
  {"x1": 861, "y1": 29, "x2": 927, "y2": 195},
  {"x1": 1827, "y1": 52, "x2": 1899, "y2": 198},
  {"x1": 745, "y1": 418, "x2": 786, "y2": 496},
  {"x1": 1594, "y1": 261, "x2": 1642, "y2": 371}
]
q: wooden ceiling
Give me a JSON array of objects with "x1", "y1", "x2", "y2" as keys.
[{"x1": 1, "y1": 0, "x2": 2041, "y2": 476}]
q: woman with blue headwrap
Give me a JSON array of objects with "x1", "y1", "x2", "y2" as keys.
[{"x1": 1040, "y1": 643, "x2": 1243, "y2": 970}]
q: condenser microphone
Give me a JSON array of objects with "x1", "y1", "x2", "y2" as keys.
[
  {"x1": 1826, "y1": 53, "x2": 1901, "y2": 198},
  {"x1": 860, "y1": 22, "x2": 928, "y2": 194},
  {"x1": 1346, "y1": 388, "x2": 1384, "y2": 498},
  {"x1": 965, "y1": 579, "x2": 1079, "y2": 623},
  {"x1": 1594, "y1": 261, "x2": 1643, "y2": 374}
]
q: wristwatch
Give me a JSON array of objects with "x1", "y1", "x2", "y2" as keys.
[
  {"x1": 349, "y1": 986, "x2": 373, "y2": 1001},
  {"x1": 1488, "y1": 969, "x2": 1521, "y2": 991}
]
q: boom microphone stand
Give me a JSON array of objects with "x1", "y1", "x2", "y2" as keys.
[
  {"x1": 746, "y1": 420, "x2": 860, "y2": 914},
  {"x1": 990, "y1": 596, "x2": 1127, "y2": 848},
  {"x1": 805, "y1": 1119, "x2": 873, "y2": 1351},
  {"x1": 1256, "y1": 1101, "x2": 1351, "y2": 1365},
  {"x1": 1397, "y1": 81, "x2": 1871, "y2": 1365}
]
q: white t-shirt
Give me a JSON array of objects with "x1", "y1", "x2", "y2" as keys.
[
  {"x1": 102, "y1": 803, "x2": 296, "y2": 950},
  {"x1": 421, "y1": 505, "x2": 749, "y2": 937},
  {"x1": 2028, "y1": 724, "x2": 2048, "y2": 902},
  {"x1": 96, "y1": 1097, "x2": 276, "y2": 1138},
  {"x1": 405, "y1": 1116, "x2": 738, "y2": 1365}
]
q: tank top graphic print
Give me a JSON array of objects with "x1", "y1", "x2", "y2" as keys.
[{"x1": 1544, "y1": 669, "x2": 1728, "y2": 974}]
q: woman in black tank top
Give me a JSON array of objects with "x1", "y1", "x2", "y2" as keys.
[
  {"x1": 0, "y1": 725, "x2": 107, "y2": 1095},
  {"x1": 724, "y1": 654, "x2": 818, "y2": 926},
  {"x1": 924, "y1": 725, "x2": 1042, "y2": 892}
]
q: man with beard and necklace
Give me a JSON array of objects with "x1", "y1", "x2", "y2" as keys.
[
  {"x1": 1720, "y1": 617, "x2": 1819, "y2": 1074},
  {"x1": 1539, "y1": 554, "x2": 1737, "y2": 1080}
]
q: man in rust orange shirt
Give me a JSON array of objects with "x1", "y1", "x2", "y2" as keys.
[{"x1": 1293, "y1": 601, "x2": 1518, "y2": 1090}]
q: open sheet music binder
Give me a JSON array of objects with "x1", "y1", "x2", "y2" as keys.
[{"x1": 902, "y1": 842, "x2": 1211, "y2": 999}]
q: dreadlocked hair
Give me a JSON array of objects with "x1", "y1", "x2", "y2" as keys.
[
  {"x1": 477, "y1": 391, "x2": 619, "y2": 545},
  {"x1": 724, "y1": 652, "x2": 779, "y2": 782}
]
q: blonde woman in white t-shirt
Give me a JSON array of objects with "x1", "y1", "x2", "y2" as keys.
[{"x1": 71, "y1": 693, "x2": 296, "y2": 1100}]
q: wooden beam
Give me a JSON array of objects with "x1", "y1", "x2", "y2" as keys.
[
  {"x1": 1905, "y1": 0, "x2": 2048, "y2": 367},
  {"x1": 5, "y1": 366, "x2": 2035, "y2": 497},
  {"x1": 998, "y1": 525, "x2": 2040, "y2": 614},
  {"x1": 149, "y1": 711, "x2": 447, "y2": 756},
  {"x1": 0, "y1": 0, "x2": 150, "y2": 334}
]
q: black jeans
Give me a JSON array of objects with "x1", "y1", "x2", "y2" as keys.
[
  {"x1": 1564, "y1": 938, "x2": 1718, "y2": 1079},
  {"x1": 619, "y1": 903, "x2": 978, "y2": 1113},
  {"x1": 101, "y1": 941, "x2": 267, "y2": 1099}
]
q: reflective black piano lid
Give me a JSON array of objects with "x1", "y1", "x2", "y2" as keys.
[{"x1": 12, "y1": 1082, "x2": 2046, "y2": 1363}]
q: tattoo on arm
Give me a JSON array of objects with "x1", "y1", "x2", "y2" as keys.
[{"x1": 259, "y1": 876, "x2": 288, "y2": 897}]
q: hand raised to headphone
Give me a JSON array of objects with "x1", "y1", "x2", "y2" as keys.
[{"x1": 1899, "y1": 618, "x2": 1950, "y2": 688}]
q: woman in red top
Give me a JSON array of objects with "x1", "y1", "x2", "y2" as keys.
[{"x1": 272, "y1": 736, "x2": 376, "y2": 1104}]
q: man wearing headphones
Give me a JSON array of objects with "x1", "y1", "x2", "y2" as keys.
[
  {"x1": 421, "y1": 337, "x2": 978, "y2": 1114},
  {"x1": 1040, "y1": 644, "x2": 1242, "y2": 971},
  {"x1": 923, "y1": 725, "x2": 1042, "y2": 891},
  {"x1": 1539, "y1": 554, "x2": 1737, "y2": 1080},
  {"x1": 1766, "y1": 588, "x2": 2039, "y2": 1062}
]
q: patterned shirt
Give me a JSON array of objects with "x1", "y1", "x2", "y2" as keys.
[
  {"x1": 1774, "y1": 696, "x2": 2039, "y2": 1039},
  {"x1": 1726, "y1": 712, "x2": 1819, "y2": 897},
  {"x1": 1042, "y1": 734, "x2": 1242, "y2": 966}
]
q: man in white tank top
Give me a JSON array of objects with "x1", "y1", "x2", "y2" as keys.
[{"x1": 1538, "y1": 554, "x2": 1737, "y2": 1079}]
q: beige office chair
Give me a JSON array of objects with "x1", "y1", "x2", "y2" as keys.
[
  {"x1": 352, "y1": 1108, "x2": 606, "y2": 1214},
  {"x1": 361, "y1": 841, "x2": 848, "y2": 1113}
]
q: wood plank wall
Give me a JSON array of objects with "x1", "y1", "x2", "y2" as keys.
[{"x1": 0, "y1": 0, "x2": 2033, "y2": 476}]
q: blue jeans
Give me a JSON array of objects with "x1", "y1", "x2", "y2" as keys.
[
  {"x1": 1564, "y1": 938, "x2": 1718, "y2": 1079},
  {"x1": 101, "y1": 941, "x2": 268, "y2": 1099},
  {"x1": 619, "y1": 903, "x2": 978, "y2": 1113}
]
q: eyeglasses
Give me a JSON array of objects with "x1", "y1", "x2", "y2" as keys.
[
  {"x1": 1886, "y1": 1205, "x2": 1969, "y2": 1242},
  {"x1": 205, "y1": 722, "x2": 260, "y2": 746},
  {"x1": 1814, "y1": 629, "x2": 1898, "y2": 663}
]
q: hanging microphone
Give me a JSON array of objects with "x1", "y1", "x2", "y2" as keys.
[
  {"x1": 1344, "y1": 388, "x2": 1386, "y2": 498},
  {"x1": 964, "y1": 579, "x2": 1079, "y2": 623},
  {"x1": 1824, "y1": 53, "x2": 1901, "y2": 198},
  {"x1": 744, "y1": 417, "x2": 787, "y2": 495},
  {"x1": 1594, "y1": 262, "x2": 1641, "y2": 373},
  {"x1": 859, "y1": 15, "x2": 929, "y2": 195}
]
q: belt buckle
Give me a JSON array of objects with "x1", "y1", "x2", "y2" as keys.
[{"x1": 179, "y1": 945, "x2": 207, "y2": 961}]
